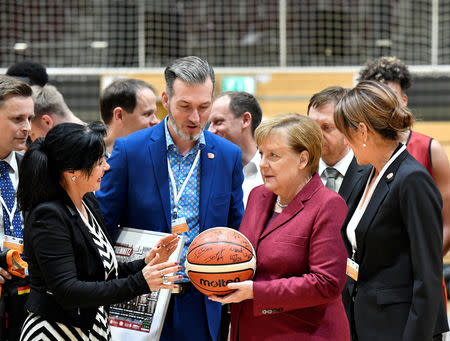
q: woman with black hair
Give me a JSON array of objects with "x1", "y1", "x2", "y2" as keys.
[{"x1": 17, "y1": 123, "x2": 181, "y2": 340}]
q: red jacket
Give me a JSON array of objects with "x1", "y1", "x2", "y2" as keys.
[{"x1": 230, "y1": 173, "x2": 350, "y2": 341}]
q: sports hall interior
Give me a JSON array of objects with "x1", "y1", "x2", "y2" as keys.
[{"x1": 2, "y1": 0, "x2": 450, "y2": 290}]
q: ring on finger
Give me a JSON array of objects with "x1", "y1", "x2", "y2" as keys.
[
  {"x1": 162, "y1": 275, "x2": 169, "y2": 283},
  {"x1": 160, "y1": 270, "x2": 164, "y2": 278}
]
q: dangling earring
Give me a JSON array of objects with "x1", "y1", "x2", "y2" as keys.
[
  {"x1": 71, "y1": 176, "x2": 76, "y2": 182},
  {"x1": 363, "y1": 143, "x2": 367, "y2": 147}
]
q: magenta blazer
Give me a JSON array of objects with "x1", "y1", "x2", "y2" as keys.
[{"x1": 230, "y1": 173, "x2": 350, "y2": 341}]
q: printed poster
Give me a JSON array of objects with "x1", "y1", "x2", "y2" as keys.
[{"x1": 109, "y1": 228, "x2": 185, "y2": 341}]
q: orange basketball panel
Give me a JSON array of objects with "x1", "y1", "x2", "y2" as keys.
[
  {"x1": 188, "y1": 269, "x2": 255, "y2": 296},
  {"x1": 189, "y1": 227, "x2": 253, "y2": 252},
  {"x1": 187, "y1": 242, "x2": 253, "y2": 265}
]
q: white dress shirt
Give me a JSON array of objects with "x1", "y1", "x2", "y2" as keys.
[
  {"x1": 319, "y1": 149, "x2": 354, "y2": 193},
  {"x1": 242, "y1": 151, "x2": 264, "y2": 207},
  {"x1": 346, "y1": 144, "x2": 406, "y2": 256}
]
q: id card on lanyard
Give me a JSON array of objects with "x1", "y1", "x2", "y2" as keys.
[
  {"x1": 3, "y1": 235, "x2": 24, "y2": 254},
  {"x1": 167, "y1": 150, "x2": 201, "y2": 234},
  {"x1": 346, "y1": 258, "x2": 359, "y2": 281},
  {"x1": 0, "y1": 193, "x2": 23, "y2": 253}
]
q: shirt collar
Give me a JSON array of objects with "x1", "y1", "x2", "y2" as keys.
[
  {"x1": 319, "y1": 149, "x2": 354, "y2": 177},
  {"x1": 1, "y1": 151, "x2": 18, "y2": 174},
  {"x1": 164, "y1": 116, "x2": 206, "y2": 153}
]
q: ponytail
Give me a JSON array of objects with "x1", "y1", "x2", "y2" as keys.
[{"x1": 17, "y1": 138, "x2": 61, "y2": 211}]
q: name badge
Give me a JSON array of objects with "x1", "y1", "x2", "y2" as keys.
[
  {"x1": 3, "y1": 235, "x2": 24, "y2": 254},
  {"x1": 171, "y1": 217, "x2": 189, "y2": 234},
  {"x1": 346, "y1": 258, "x2": 359, "y2": 281}
]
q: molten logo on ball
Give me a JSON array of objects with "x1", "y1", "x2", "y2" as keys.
[
  {"x1": 199, "y1": 277, "x2": 241, "y2": 288},
  {"x1": 185, "y1": 227, "x2": 256, "y2": 296}
]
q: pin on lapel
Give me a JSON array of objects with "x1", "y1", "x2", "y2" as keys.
[
  {"x1": 208, "y1": 153, "x2": 215, "y2": 159},
  {"x1": 386, "y1": 172, "x2": 393, "y2": 179}
]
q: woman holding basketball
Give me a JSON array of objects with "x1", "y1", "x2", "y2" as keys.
[{"x1": 210, "y1": 114, "x2": 350, "y2": 340}]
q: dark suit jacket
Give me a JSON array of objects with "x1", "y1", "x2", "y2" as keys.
[
  {"x1": 15, "y1": 151, "x2": 23, "y2": 165},
  {"x1": 341, "y1": 149, "x2": 449, "y2": 341},
  {"x1": 24, "y1": 191, "x2": 149, "y2": 330},
  {"x1": 339, "y1": 156, "x2": 371, "y2": 211},
  {"x1": 96, "y1": 120, "x2": 244, "y2": 341},
  {"x1": 230, "y1": 174, "x2": 350, "y2": 341}
]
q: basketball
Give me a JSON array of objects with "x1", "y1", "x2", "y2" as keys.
[{"x1": 185, "y1": 227, "x2": 256, "y2": 296}]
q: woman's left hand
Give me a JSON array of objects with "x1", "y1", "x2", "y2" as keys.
[
  {"x1": 208, "y1": 280, "x2": 254, "y2": 304},
  {"x1": 145, "y1": 234, "x2": 179, "y2": 265}
]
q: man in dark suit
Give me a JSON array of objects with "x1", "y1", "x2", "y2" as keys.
[
  {"x1": 96, "y1": 56, "x2": 244, "y2": 341},
  {"x1": 0, "y1": 75, "x2": 34, "y2": 340},
  {"x1": 308, "y1": 86, "x2": 370, "y2": 209}
]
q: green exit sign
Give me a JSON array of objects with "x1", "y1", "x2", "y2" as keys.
[{"x1": 221, "y1": 76, "x2": 255, "y2": 94}]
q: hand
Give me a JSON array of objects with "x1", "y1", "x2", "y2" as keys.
[
  {"x1": 208, "y1": 280, "x2": 254, "y2": 304},
  {"x1": 0, "y1": 266, "x2": 11, "y2": 284},
  {"x1": 145, "y1": 234, "x2": 179, "y2": 265},
  {"x1": 142, "y1": 261, "x2": 182, "y2": 291}
]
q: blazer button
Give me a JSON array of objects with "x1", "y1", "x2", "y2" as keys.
[
  {"x1": 352, "y1": 296, "x2": 356, "y2": 302},
  {"x1": 262, "y1": 309, "x2": 267, "y2": 314}
]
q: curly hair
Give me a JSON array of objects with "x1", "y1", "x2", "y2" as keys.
[
  {"x1": 6, "y1": 61, "x2": 48, "y2": 87},
  {"x1": 358, "y1": 56, "x2": 412, "y2": 91}
]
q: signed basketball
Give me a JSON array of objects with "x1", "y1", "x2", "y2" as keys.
[{"x1": 185, "y1": 227, "x2": 256, "y2": 296}]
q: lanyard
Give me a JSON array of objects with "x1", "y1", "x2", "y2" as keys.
[
  {"x1": 167, "y1": 150, "x2": 201, "y2": 219},
  {"x1": 0, "y1": 193, "x2": 20, "y2": 237}
]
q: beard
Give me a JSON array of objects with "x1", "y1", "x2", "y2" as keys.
[{"x1": 168, "y1": 110, "x2": 204, "y2": 142}]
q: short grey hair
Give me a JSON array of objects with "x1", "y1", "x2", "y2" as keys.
[
  {"x1": 164, "y1": 56, "x2": 215, "y2": 97},
  {"x1": 31, "y1": 84, "x2": 71, "y2": 119}
]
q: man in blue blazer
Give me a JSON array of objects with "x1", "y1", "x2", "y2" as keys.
[{"x1": 96, "y1": 56, "x2": 244, "y2": 341}]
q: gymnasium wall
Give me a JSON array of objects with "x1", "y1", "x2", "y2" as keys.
[{"x1": 101, "y1": 71, "x2": 450, "y2": 159}]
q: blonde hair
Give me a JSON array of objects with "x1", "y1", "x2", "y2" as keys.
[
  {"x1": 31, "y1": 84, "x2": 72, "y2": 119},
  {"x1": 255, "y1": 113, "x2": 322, "y2": 174},
  {"x1": 334, "y1": 80, "x2": 414, "y2": 141}
]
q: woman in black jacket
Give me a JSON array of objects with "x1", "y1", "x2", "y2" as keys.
[
  {"x1": 334, "y1": 81, "x2": 448, "y2": 340},
  {"x1": 17, "y1": 123, "x2": 181, "y2": 340}
]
